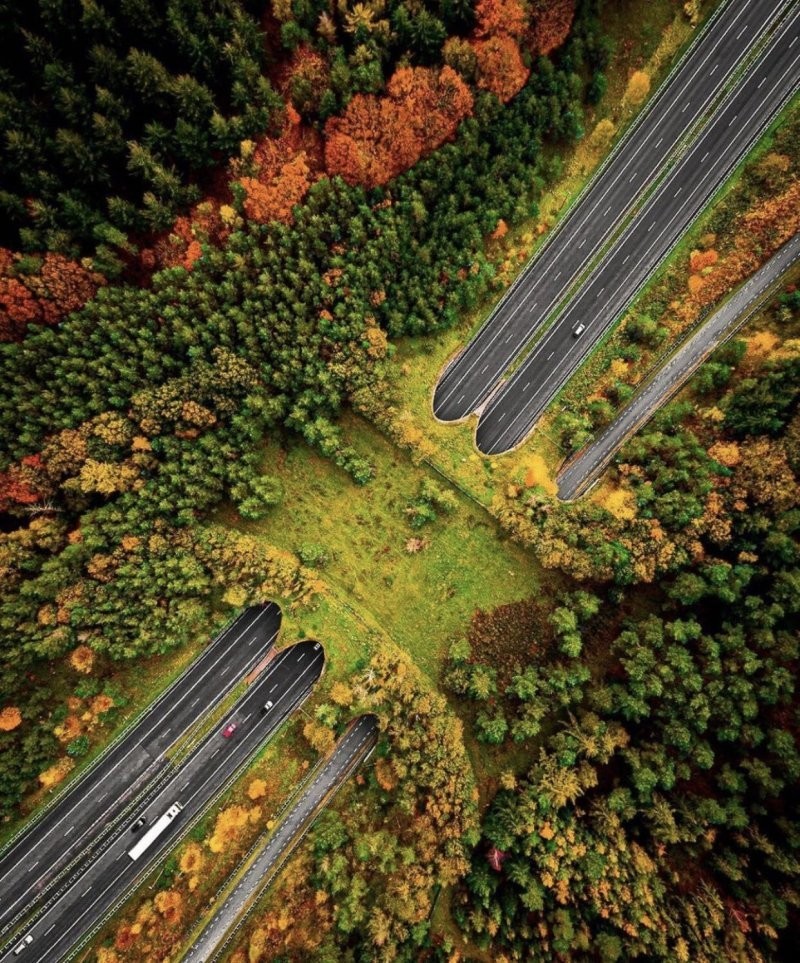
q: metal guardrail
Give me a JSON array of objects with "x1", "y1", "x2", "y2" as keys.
[
  {"x1": 435, "y1": 0, "x2": 737, "y2": 380},
  {"x1": 60, "y1": 680, "x2": 319, "y2": 963},
  {"x1": 184, "y1": 717, "x2": 379, "y2": 963},
  {"x1": 0, "y1": 608, "x2": 246, "y2": 862},
  {"x1": 557, "y1": 230, "x2": 800, "y2": 498},
  {"x1": 487, "y1": 20, "x2": 800, "y2": 456},
  {"x1": 499, "y1": 4, "x2": 787, "y2": 384}
]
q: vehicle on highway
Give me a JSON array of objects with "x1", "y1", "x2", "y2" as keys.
[
  {"x1": 128, "y1": 802, "x2": 183, "y2": 862},
  {"x1": 13, "y1": 934, "x2": 33, "y2": 955},
  {"x1": 130, "y1": 815, "x2": 147, "y2": 833},
  {"x1": 572, "y1": 323, "x2": 586, "y2": 338},
  {"x1": 222, "y1": 721, "x2": 238, "y2": 739},
  {"x1": 261, "y1": 700, "x2": 274, "y2": 715}
]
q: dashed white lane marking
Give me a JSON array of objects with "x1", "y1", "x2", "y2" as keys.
[
  {"x1": 558, "y1": 237, "x2": 800, "y2": 498},
  {"x1": 431, "y1": 0, "x2": 778, "y2": 419},
  {"x1": 482, "y1": 28, "x2": 800, "y2": 455}
]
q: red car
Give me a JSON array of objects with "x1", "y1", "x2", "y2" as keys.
[{"x1": 222, "y1": 721, "x2": 238, "y2": 739}]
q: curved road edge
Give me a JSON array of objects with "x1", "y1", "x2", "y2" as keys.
[
  {"x1": 431, "y1": 0, "x2": 792, "y2": 423},
  {"x1": 180, "y1": 713, "x2": 380, "y2": 963},
  {"x1": 475, "y1": 6, "x2": 800, "y2": 455},
  {"x1": 557, "y1": 230, "x2": 800, "y2": 501},
  {"x1": 0, "y1": 642, "x2": 325, "y2": 963},
  {"x1": 0, "y1": 603, "x2": 281, "y2": 936}
]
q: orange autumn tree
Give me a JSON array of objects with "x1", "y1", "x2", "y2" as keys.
[
  {"x1": 143, "y1": 201, "x2": 234, "y2": 274},
  {"x1": 469, "y1": 0, "x2": 531, "y2": 103},
  {"x1": 0, "y1": 274, "x2": 39, "y2": 340},
  {"x1": 0, "y1": 706, "x2": 22, "y2": 731},
  {"x1": 473, "y1": 0, "x2": 529, "y2": 38},
  {"x1": 472, "y1": 35, "x2": 531, "y2": 103},
  {"x1": 139, "y1": 107, "x2": 324, "y2": 269},
  {"x1": 684, "y1": 178, "x2": 800, "y2": 315},
  {"x1": 235, "y1": 106, "x2": 322, "y2": 226},
  {"x1": 0, "y1": 249, "x2": 104, "y2": 341},
  {"x1": 240, "y1": 153, "x2": 313, "y2": 225},
  {"x1": 324, "y1": 66, "x2": 473, "y2": 189},
  {"x1": 529, "y1": 0, "x2": 577, "y2": 56}
]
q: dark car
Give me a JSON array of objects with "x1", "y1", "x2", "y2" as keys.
[{"x1": 130, "y1": 815, "x2": 147, "y2": 833}]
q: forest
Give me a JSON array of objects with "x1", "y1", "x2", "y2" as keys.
[
  {"x1": 448, "y1": 348, "x2": 800, "y2": 959},
  {"x1": 1, "y1": 0, "x2": 798, "y2": 961}
]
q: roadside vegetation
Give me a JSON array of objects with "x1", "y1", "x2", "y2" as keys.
[{"x1": 552, "y1": 94, "x2": 800, "y2": 453}]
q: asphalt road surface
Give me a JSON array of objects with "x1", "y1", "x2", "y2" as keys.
[
  {"x1": 0, "y1": 641, "x2": 325, "y2": 963},
  {"x1": 476, "y1": 5, "x2": 800, "y2": 455},
  {"x1": 432, "y1": 0, "x2": 793, "y2": 423},
  {"x1": 557, "y1": 231, "x2": 800, "y2": 500},
  {"x1": 0, "y1": 603, "x2": 281, "y2": 937},
  {"x1": 183, "y1": 714, "x2": 379, "y2": 963}
]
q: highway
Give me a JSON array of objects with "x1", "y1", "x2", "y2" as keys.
[
  {"x1": 476, "y1": 4, "x2": 800, "y2": 455},
  {"x1": 182, "y1": 714, "x2": 379, "y2": 963},
  {"x1": 557, "y1": 231, "x2": 800, "y2": 500},
  {"x1": 432, "y1": 0, "x2": 794, "y2": 423},
  {"x1": 0, "y1": 603, "x2": 281, "y2": 937},
  {"x1": 0, "y1": 641, "x2": 325, "y2": 963}
]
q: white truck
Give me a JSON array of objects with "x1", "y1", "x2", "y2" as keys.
[{"x1": 127, "y1": 802, "x2": 183, "y2": 861}]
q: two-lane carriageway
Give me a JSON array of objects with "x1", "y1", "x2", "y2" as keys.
[
  {"x1": 0, "y1": 603, "x2": 281, "y2": 936},
  {"x1": 476, "y1": 3, "x2": 800, "y2": 454},
  {"x1": 556, "y1": 230, "x2": 800, "y2": 499},
  {"x1": 182, "y1": 714, "x2": 379, "y2": 963},
  {"x1": 0, "y1": 640, "x2": 325, "y2": 963},
  {"x1": 433, "y1": 0, "x2": 794, "y2": 423}
]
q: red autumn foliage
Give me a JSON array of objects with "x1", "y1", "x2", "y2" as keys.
[
  {"x1": 528, "y1": 0, "x2": 576, "y2": 56},
  {"x1": 324, "y1": 66, "x2": 473, "y2": 189},
  {"x1": 474, "y1": 0, "x2": 528, "y2": 39},
  {"x1": 0, "y1": 455, "x2": 46, "y2": 512},
  {"x1": 241, "y1": 154, "x2": 313, "y2": 225},
  {"x1": 276, "y1": 45, "x2": 331, "y2": 115},
  {"x1": 0, "y1": 250, "x2": 105, "y2": 341},
  {"x1": 0, "y1": 275, "x2": 39, "y2": 339},
  {"x1": 471, "y1": 34, "x2": 530, "y2": 103},
  {"x1": 235, "y1": 105, "x2": 323, "y2": 226}
]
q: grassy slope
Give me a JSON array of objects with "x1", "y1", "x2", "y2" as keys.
[
  {"x1": 87, "y1": 414, "x2": 545, "y2": 956},
  {"x1": 220, "y1": 413, "x2": 546, "y2": 681}
]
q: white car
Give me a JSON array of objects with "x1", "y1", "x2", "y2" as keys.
[{"x1": 572, "y1": 323, "x2": 586, "y2": 338}]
